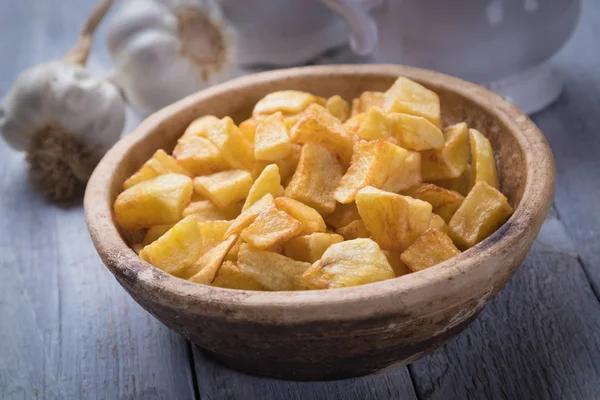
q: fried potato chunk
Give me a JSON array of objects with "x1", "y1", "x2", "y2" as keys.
[
  {"x1": 449, "y1": 181, "x2": 513, "y2": 249},
  {"x1": 241, "y1": 208, "x2": 303, "y2": 249},
  {"x1": 302, "y1": 239, "x2": 394, "y2": 289},
  {"x1": 335, "y1": 219, "x2": 370, "y2": 240},
  {"x1": 405, "y1": 183, "x2": 464, "y2": 223},
  {"x1": 254, "y1": 112, "x2": 293, "y2": 161},
  {"x1": 197, "y1": 220, "x2": 232, "y2": 252},
  {"x1": 356, "y1": 107, "x2": 391, "y2": 141},
  {"x1": 289, "y1": 104, "x2": 354, "y2": 165},
  {"x1": 139, "y1": 216, "x2": 203, "y2": 278},
  {"x1": 343, "y1": 112, "x2": 366, "y2": 136},
  {"x1": 243, "y1": 164, "x2": 283, "y2": 211},
  {"x1": 382, "y1": 250, "x2": 411, "y2": 277},
  {"x1": 428, "y1": 213, "x2": 449, "y2": 234},
  {"x1": 212, "y1": 261, "x2": 265, "y2": 290},
  {"x1": 238, "y1": 244, "x2": 310, "y2": 291},
  {"x1": 193, "y1": 170, "x2": 253, "y2": 209},
  {"x1": 324, "y1": 202, "x2": 360, "y2": 229},
  {"x1": 388, "y1": 113, "x2": 444, "y2": 151},
  {"x1": 239, "y1": 118, "x2": 257, "y2": 143},
  {"x1": 469, "y1": 128, "x2": 500, "y2": 189},
  {"x1": 275, "y1": 197, "x2": 326, "y2": 235},
  {"x1": 183, "y1": 200, "x2": 241, "y2": 221},
  {"x1": 381, "y1": 151, "x2": 422, "y2": 193},
  {"x1": 401, "y1": 229, "x2": 460, "y2": 272},
  {"x1": 284, "y1": 232, "x2": 344, "y2": 263},
  {"x1": 253, "y1": 144, "x2": 301, "y2": 183},
  {"x1": 432, "y1": 165, "x2": 472, "y2": 197},
  {"x1": 204, "y1": 117, "x2": 254, "y2": 171},
  {"x1": 351, "y1": 91, "x2": 385, "y2": 115},
  {"x1": 335, "y1": 140, "x2": 416, "y2": 203},
  {"x1": 225, "y1": 194, "x2": 276, "y2": 237},
  {"x1": 173, "y1": 135, "x2": 229, "y2": 176},
  {"x1": 181, "y1": 115, "x2": 220, "y2": 138},
  {"x1": 142, "y1": 224, "x2": 174, "y2": 245},
  {"x1": 383, "y1": 76, "x2": 441, "y2": 127},
  {"x1": 124, "y1": 149, "x2": 190, "y2": 189},
  {"x1": 421, "y1": 122, "x2": 469, "y2": 181},
  {"x1": 356, "y1": 186, "x2": 432, "y2": 251},
  {"x1": 326, "y1": 95, "x2": 350, "y2": 122},
  {"x1": 188, "y1": 235, "x2": 238, "y2": 284},
  {"x1": 253, "y1": 90, "x2": 321, "y2": 117},
  {"x1": 285, "y1": 143, "x2": 343, "y2": 215},
  {"x1": 115, "y1": 173, "x2": 192, "y2": 231}
]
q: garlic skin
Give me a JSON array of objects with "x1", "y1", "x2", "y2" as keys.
[
  {"x1": 0, "y1": 61, "x2": 125, "y2": 155},
  {"x1": 107, "y1": 0, "x2": 238, "y2": 114}
]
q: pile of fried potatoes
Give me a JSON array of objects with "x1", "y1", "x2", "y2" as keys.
[{"x1": 113, "y1": 76, "x2": 513, "y2": 291}]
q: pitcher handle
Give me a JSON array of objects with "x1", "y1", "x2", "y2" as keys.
[{"x1": 321, "y1": 0, "x2": 381, "y2": 55}]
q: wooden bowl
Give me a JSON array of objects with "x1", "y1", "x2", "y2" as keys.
[{"x1": 84, "y1": 65, "x2": 555, "y2": 381}]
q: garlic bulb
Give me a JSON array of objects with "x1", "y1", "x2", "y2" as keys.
[
  {"x1": 107, "y1": 0, "x2": 238, "y2": 114},
  {"x1": 0, "y1": 0, "x2": 125, "y2": 203}
]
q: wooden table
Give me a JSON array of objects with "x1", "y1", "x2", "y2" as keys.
[{"x1": 1, "y1": 1, "x2": 599, "y2": 399}]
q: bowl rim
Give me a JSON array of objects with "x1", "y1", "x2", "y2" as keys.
[{"x1": 84, "y1": 64, "x2": 555, "y2": 322}]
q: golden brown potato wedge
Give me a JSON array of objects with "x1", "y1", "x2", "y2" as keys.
[
  {"x1": 449, "y1": 181, "x2": 513, "y2": 249},
  {"x1": 335, "y1": 219, "x2": 370, "y2": 240},
  {"x1": 326, "y1": 95, "x2": 350, "y2": 122},
  {"x1": 254, "y1": 112, "x2": 293, "y2": 161},
  {"x1": 241, "y1": 207, "x2": 303, "y2": 249},
  {"x1": 212, "y1": 261, "x2": 265, "y2": 290},
  {"x1": 188, "y1": 235, "x2": 238, "y2": 284},
  {"x1": 183, "y1": 200, "x2": 241, "y2": 221},
  {"x1": 469, "y1": 128, "x2": 499, "y2": 189},
  {"x1": 283, "y1": 232, "x2": 344, "y2": 263},
  {"x1": 204, "y1": 117, "x2": 254, "y2": 171},
  {"x1": 275, "y1": 197, "x2": 326, "y2": 235},
  {"x1": 243, "y1": 164, "x2": 283, "y2": 211},
  {"x1": 428, "y1": 213, "x2": 449, "y2": 234},
  {"x1": 383, "y1": 76, "x2": 441, "y2": 127},
  {"x1": 225, "y1": 194, "x2": 276, "y2": 238},
  {"x1": 421, "y1": 122, "x2": 470, "y2": 181},
  {"x1": 302, "y1": 239, "x2": 394, "y2": 289},
  {"x1": 115, "y1": 173, "x2": 192, "y2": 231},
  {"x1": 382, "y1": 250, "x2": 411, "y2": 277},
  {"x1": 352, "y1": 91, "x2": 385, "y2": 115},
  {"x1": 324, "y1": 202, "x2": 361, "y2": 229},
  {"x1": 356, "y1": 107, "x2": 390, "y2": 141},
  {"x1": 253, "y1": 90, "x2": 321, "y2": 117},
  {"x1": 172, "y1": 135, "x2": 229, "y2": 176},
  {"x1": 400, "y1": 229, "x2": 460, "y2": 272},
  {"x1": 405, "y1": 183, "x2": 464, "y2": 223},
  {"x1": 193, "y1": 170, "x2": 253, "y2": 209},
  {"x1": 142, "y1": 224, "x2": 174, "y2": 245},
  {"x1": 388, "y1": 113, "x2": 444, "y2": 151},
  {"x1": 124, "y1": 149, "x2": 190, "y2": 189}
]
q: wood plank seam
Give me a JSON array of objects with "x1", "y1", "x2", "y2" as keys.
[{"x1": 187, "y1": 341, "x2": 202, "y2": 400}]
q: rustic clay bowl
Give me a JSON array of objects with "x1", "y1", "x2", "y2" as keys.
[{"x1": 84, "y1": 65, "x2": 555, "y2": 381}]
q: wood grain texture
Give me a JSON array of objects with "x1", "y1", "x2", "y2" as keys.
[
  {"x1": 409, "y1": 210, "x2": 600, "y2": 399},
  {"x1": 531, "y1": 0, "x2": 600, "y2": 295},
  {"x1": 0, "y1": 1, "x2": 196, "y2": 399},
  {"x1": 192, "y1": 348, "x2": 418, "y2": 400}
]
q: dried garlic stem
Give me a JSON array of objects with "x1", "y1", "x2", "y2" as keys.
[{"x1": 64, "y1": 0, "x2": 115, "y2": 66}]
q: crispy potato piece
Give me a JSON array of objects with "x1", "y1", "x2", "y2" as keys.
[
  {"x1": 356, "y1": 107, "x2": 391, "y2": 141},
  {"x1": 238, "y1": 244, "x2": 310, "y2": 291},
  {"x1": 302, "y1": 239, "x2": 394, "y2": 289},
  {"x1": 139, "y1": 216, "x2": 203, "y2": 278},
  {"x1": 243, "y1": 164, "x2": 283, "y2": 211},
  {"x1": 428, "y1": 213, "x2": 449, "y2": 234},
  {"x1": 405, "y1": 183, "x2": 464, "y2": 223},
  {"x1": 183, "y1": 200, "x2": 240, "y2": 221},
  {"x1": 356, "y1": 186, "x2": 432, "y2": 251},
  {"x1": 241, "y1": 208, "x2": 303, "y2": 249},
  {"x1": 124, "y1": 150, "x2": 190, "y2": 189},
  {"x1": 335, "y1": 219, "x2": 370, "y2": 240},
  {"x1": 388, "y1": 113, "x2": 444, "y2": 151},
  {"x1": 197, "y1": 220, "x2": 232, "y2": 252},
  {"x1": 142, "y1": 224, "x2": 174, "y2": 245},
  {"x1": 432, "y1": 165, "x2": 472, "y2": 197},
  {"x1": 212, "y1": 261, "x2": 265, "y2": 290},
  {"x1": 254, "y1": 112, "x2": 293, "y2": 161},
  {"x1": 352, "y1": 91, "x2": 385, "y2": 115},
  {"x1": 343, "y1": 112, "x2": 366, "y2": 137},
  {"x1": 324, "y1": 202, "x2": 360, "y2": 229},
  {"x1": 283, "y1": 232, "x2": 344, "y2": 263},
  {"x1": 326, "y1": 95, "x2": 350, "y2": 122},
  {"x1": 289, "y1": 104, "x2": 354, "y2": 165},
  {"x1": 188, "y1": 235, "x2": 238, "y2": 284},
  {"x1": 115, "y1": 174, "x2": 192, "y2": 231},
  {"x1": 283, "y1": 114, "x2": 302, "y2": 130},
  {"x1": 253, "y1": 90, "x2": 320, "y2": 117},
  {"x1": 181, "y1": 115, "x2": 220, "y2": 138},
  {"x1": 172, "y1": 135, "x2": 229, "y2": 176},
  {"x1": 239, "y1": 118, "x2": 257, "y2": 143},
  {"x1": 381, "y1": 151, "x2": 422, "y2": 193},
  {"x1": 225, "y1": 194, "x2": 276, "y2": 237},
  {"x1": 383, "y1": 77, "x2": 441, "y2": 127},
  {"x1": 470, "y1": 129, "x2": 499, "y2": 189},
  {"x1": 193, "y1": 170, "x2": 253, "y2": 209},
  {"x1": 252, "y1": 144, "x2": 301, "y2": 183},
  {"x1": 275, "y1": 197, "x2": 326, "y2": 235},
  {"x1": 225, "y1": 237, "x2": 243, "y2": 262},
  {"x1": 285, "y1": 143, "x2": 343, "y2": 215},
  {"x1": 401, "y1": 229, "x2": 460, "y2": 272},
  {"x1": 421, "y1": 122, "x2": 469, "y2": 181},
  {"x1": 449, "y1": 181, "x2": 513, "y2": 249},
  {"x1": 334, "y1": 140, "x2": 413, "y2": 203},
  {"x1": 204, "y1": 117, "x2": 254, "y2": 171},
  {"x1": 382, "y1": 250, "x2": 411, "y2": 277}
]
